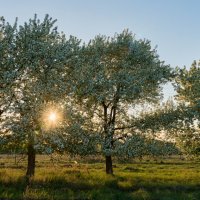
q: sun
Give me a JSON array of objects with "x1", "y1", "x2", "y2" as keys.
[
  {"x1": 48, "y1": 112, "x2": 57, "y2": 122},
  {"x1": 40, "y1": 102, "x2": 64, "y2": 131}
]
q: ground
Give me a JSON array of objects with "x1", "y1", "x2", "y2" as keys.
[{"x1": 0, "y1": 155, "x2": 200, "y2": 200}]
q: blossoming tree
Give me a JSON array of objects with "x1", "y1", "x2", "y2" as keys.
[{"x1": 70, "y1": 30, "x2": 172, "y2": 174}]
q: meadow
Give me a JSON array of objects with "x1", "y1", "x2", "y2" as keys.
[{"x1": 0, "y1": 155, "x2": 200, "y2": 200}]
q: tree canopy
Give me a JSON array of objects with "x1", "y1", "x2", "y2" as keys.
[{"x1": 69, "y1": 30, "x2": 173, "y2": 173}]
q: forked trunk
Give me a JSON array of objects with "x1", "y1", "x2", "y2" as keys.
[
  {"x1": 26, "y1": 143, "x2": 36, "y2": 177},
  {"x1": 106, "y1": 155, "x2": 113, "y2": 174}
]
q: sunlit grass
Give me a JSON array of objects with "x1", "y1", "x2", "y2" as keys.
[{"x1": 0, "y1": 155, "x2": 200, "y2": 199}]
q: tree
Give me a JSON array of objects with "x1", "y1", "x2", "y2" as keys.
[
  {"x1": 2, "y1": 15, "x2": 80, "y2": 177},
  {"x1": 135, "y1": 62, "x2": 200, "y2": 156},
  {"x1": 175, "y1": 60, "x2": 200, "y2": 113},
  {"x1": 0, "y1": 17, "x2": 19, "y2": 155},
  {"x1": 173, "y1": 61, "x2": 200, "y2": 155},
  {"x1": 0, "y1": 17, "x2": 17, "y2": 117},
  {"x1": 70, "y1": 30, "x2": 172, "y2": 174}
]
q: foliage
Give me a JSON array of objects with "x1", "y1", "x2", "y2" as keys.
[
  {"x1": 0, "y1": 16, "x2": 17, "y2": 116},
  {"x1": 0, "y1": 14, "x2": 80, "y2": 155},
  {"x1": 113, "y1": 131, "x2": 180, "y2": 160},
  {"x1": 173, "y1": 61, "x2": 200, "y2": 154},
  {"x1": 175, "y1": 60, "x2": 200, "y2": 110},
  {"x1": 69, "y1": 30, "x2": 172, "y2": 160},
  {"x1": 138, "y1": 61, "x2": 200, "y2": 156}
]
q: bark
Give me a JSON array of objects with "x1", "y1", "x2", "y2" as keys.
[
  {"x1": 103, "y1": 102, "x2": 114, "y2": 174},
  {"x1": 26, "y1": 143, "x2": 36, "y2": 177},
  {"x1": 106, "y1": 155, "x2": 113, "y2": 174}
]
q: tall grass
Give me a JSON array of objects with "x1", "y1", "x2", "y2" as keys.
[{"x1": 0, "y1": 155, "x2": 200, "y2": 200}]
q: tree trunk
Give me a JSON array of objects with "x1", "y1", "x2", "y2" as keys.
[
  {"x1": 26, "y1": 143, "x2": 36, "y2": 177},
  {"x1": 106, "y1": 155, "x2": 113, "y2": 174}
]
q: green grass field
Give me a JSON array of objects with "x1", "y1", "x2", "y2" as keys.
[{"x1": 0, "y1": 155, "x2": 200, "y2": 200}]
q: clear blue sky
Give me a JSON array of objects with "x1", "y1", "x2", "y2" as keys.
[{"x1": 1, "y1": 0, "x2": 200, "y2": 100}]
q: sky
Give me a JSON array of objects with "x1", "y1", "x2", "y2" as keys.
[{"x1": 1, "y1": 0, "x2": 200, "y2": 100}]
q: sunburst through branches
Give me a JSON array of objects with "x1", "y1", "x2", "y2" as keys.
[{"x1": 40, "y1": 102, "x2": 63, "y2": 131}]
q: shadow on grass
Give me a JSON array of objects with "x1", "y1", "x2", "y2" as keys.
[{"x1": 0, "y1": 173, "x2": 200, "y2": 200}]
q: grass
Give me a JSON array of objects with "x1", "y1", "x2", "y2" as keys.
[{"x1": 0, "y1": 155, "x2": 200, "y2": 200}]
